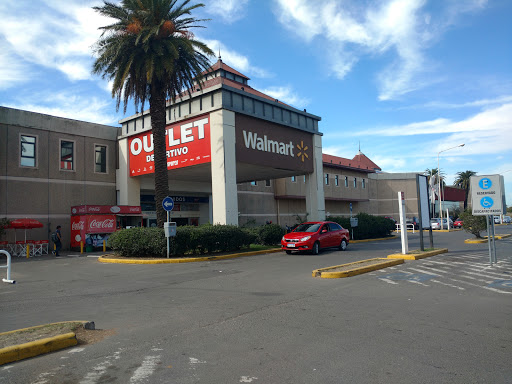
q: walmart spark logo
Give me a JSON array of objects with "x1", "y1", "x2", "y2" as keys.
[{"x1": 296, "y1": 141, "x2": 309, "y2": 162}]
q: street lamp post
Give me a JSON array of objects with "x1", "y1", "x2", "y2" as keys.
[{"x1": 437, "y1": 143, "x2": 465, "y2": 229}]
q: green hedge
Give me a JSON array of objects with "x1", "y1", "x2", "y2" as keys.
[
  {"x1": 108, "y1": 224, "x2": 258, "y2": 257},
  {"x1": 326, "y1": 213, "x2": 395, "y2": 240}
]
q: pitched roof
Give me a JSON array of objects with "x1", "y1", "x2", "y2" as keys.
[
  {"x1": 208, "y1": 59, "x2": 250, "y2": 80},
  {"x1": 322, "y1": 152, "x2": 381, "y2": 172}
]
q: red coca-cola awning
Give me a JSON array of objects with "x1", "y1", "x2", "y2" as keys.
[{"x1": 71, "y1": 205, "x2": 141, "y2": 215}]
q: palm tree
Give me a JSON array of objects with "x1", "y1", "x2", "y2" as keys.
[
  {"x1": 424, "y1": 168, "x2": 445, "y2": 187},
  {"x1": 92, "y1": 0, "x2": 214, "y2": 227},
  {"x1": 453, "y1": 170, "x2": 477, "y2": 209}
]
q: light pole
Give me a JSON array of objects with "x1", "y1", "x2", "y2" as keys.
[{"x1": 437, "y1": 143, "x2": 465, "y2": 229}]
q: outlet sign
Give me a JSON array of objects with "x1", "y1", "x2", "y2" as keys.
[{"x1": 470, "y1": 175, "x2": 505, "y2": 215}]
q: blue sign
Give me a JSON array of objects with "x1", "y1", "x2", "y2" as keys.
[
  {"x1": 349, "y1": 203, "x2": 353, "y2": 212},
  {"x1": 480, "y1": 196, "x2": 494, "y2": 208},
  {"x1": 488, "y1": 280, "x2": 512, "y2": 289},
  {"x1": 162, "y1": 196, "x2": 174, "y2": 211},
  {"x1": 479, "y1": 178, "x2": 492, "y2": 190}
]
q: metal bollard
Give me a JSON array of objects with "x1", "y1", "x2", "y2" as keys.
[{"x1": 1, "y1": 250, "x2": 16, "y2": 284}]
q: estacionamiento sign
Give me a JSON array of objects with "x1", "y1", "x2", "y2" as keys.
[{"x1": 470, "y1": 174, "x2": 505, "y2": 215}]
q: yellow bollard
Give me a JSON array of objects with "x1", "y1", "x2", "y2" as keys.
[
  {"x1": 103, "y1": 240, "x2": 106, "y2": 252},
  {"x1": 80, "y1": 241, "x2": 84, "y2": 254},
  {"x1": 26, "y1": 244, "x2": 30, "y2": 259}
]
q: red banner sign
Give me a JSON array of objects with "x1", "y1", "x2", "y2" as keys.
[
  {"x1": 71, "y1": 205, "x2": 141, "y2": 215},
  {"x1": 129, "y1": 114, "x2": 211, "y2": 176}
]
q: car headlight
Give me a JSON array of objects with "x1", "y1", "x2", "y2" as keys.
[
  {"x1": 300, "y1": 236, "x2": 311, "y2": 242},
  {"x1": 282, "y1": 236, "x2": 286, "y2": 242}
]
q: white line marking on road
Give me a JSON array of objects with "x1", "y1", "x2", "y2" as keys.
[
  {"x1": 68, "y1": 348, "x2": 85, "y2": 353},
  {"x1": 189, "y1": 357, "x2": 206, "y2": 365},
  {"x1": 408, "y1": 267, "x2": 441, "y2": 276},
  {"x1": 430, "y1": 279, "x2": 465, "y2": 290},
  {"x1": 80, "y1": 349, "x2": 123, "y2": 384},
  {"x1": 86, "y1": 256, "x2": 101, "y2": 258},
  {"x1": 407, "y1": 280, "x2": 430, "y2": 287},
  {"x1": 445, "y1": 277, "x2": 512, "y2": 294},
  {"x1": 378, "y1": 278, "x2": 399, "y2": 285},
  {"x1": 240, "y1": 376, "x2": 258, "y2": 382},
  {"x1": 129, "y1": 355, "x2": 161, "y2": 384},
  {"x1": 416, "y1": 265, "x2": 449, "y2": 274}
]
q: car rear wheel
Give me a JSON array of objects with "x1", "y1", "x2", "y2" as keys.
[
  {"x1": 339, "y1": 239, "x2": 347, "y2": 251},
  {"x1": 312, "y1": 242, "x2": 320, "y2": 255}
]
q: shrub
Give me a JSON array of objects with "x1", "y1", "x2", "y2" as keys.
[
  {"x1": 109, "y1": 224, "x2": 258, "y2": 257},
  {"x1": 256, "y1": 224, "x2": 286, "y2": 245},
  {"x1": 460, "y1": 210, "x2": 487, "y2": 238},
  {"x1": 327, "y1": 213, "x2": 395, "y2": 240},
  {"x1": 108, "y1": 227, "x2": 166, "y2": 257}
]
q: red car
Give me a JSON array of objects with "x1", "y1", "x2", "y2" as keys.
[
  {"x1": 281, "y1": 221, "x2": 350, "y2": 254},
  {"x1": 454, "y1": 219, "x2": 463, "y2": 228}
]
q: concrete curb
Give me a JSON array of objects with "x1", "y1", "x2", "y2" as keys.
[
  {"x1": 0, "y1": 333, "x2": 77, "y2": 366},
  {"x1": 0, "y1": 321, "x2": 94, "y2": 366},
  {"x1": 387, "y1": 248, "x2": 448, "y2": 260},
  {"x1": 312, "y1": 258, "x2": 404, "y2": 279},
  {"x1": 98, "y1": 248, "x2": 282, "y2": 264},
  {"x1": 465, "y1": 234, "x2": 511, "y2": 244}
]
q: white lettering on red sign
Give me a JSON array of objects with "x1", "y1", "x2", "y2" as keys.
[
  {"x1": 89, "y1": 219, "x2": 115, "y2": 230},
  {"x1": 72, "y1": 221, "x2": 85, "y2": 231}
]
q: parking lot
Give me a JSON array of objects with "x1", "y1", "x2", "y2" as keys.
[{"x1": 1, "y1": 227, "x2": 511, "y2": 383}]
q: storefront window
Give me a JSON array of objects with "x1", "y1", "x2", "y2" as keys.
[{"x1": 20, "y1": 135, "x2": 36, "y2": 167}]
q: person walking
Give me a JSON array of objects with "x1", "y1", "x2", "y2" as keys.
[{"x1": 52, "y1": 225, "x2": 62, "y2": 256}]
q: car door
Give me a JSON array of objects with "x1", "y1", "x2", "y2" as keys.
[
  {"x1": 329, "y1": 222, "x2": 342, "y2": 246},
  {"x1": 318, "y1": 224, "x2": 330, "y2": 247}
]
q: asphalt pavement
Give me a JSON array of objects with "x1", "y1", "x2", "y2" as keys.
[{"x1": 1, "y1": 226, "x2": 511, "y2": 383}]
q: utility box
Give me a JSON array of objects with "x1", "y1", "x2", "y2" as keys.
[{"x1": 164, "y1": 222, "x2": 177, "y2": 237}]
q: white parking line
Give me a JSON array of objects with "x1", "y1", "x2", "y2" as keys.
[{"x1": 129, "y1": 355, "x2": 161, "y2": 384}]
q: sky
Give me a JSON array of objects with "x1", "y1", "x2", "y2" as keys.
[{"x1": 1, "y1": 0, "x2": 511, "y2": 206}]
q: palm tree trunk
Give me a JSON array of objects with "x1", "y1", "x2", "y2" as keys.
[{"x1": 150, "y1": 82, "x2": 169, "y2": 228}]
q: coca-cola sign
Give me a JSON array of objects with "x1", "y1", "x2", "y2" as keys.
[
  {"x1": 71, "y1": 221, "x2": 85, "y2": 231},
  {"x1": 86, "y1": 215, "x2": 117, "y2": 233}
]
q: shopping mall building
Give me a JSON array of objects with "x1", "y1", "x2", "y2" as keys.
[{"x1": 0, "y1": 60, "x2": 464, "y2": 249}]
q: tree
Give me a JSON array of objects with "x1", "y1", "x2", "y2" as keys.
[
  {"x1": 460, "y1": 210, "x2": 486, "y2": 239},
  {"x1": 424, "y1": 168, "x2": 445, "y2": 187},
  {"x1": 92, "y1": 0, "x2": 214, "y2": 227},
  {"x1": 453, "y1": 170, "x2": 476, "y2": 209}
]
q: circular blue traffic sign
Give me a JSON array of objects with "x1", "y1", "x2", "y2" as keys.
[
  {"x1": 480, "y1": 196, "x2": 493, "y2": 208},
  {"x1": 479, "y1": 178, "x2": 492, "y2": 190},
  {"x1": 162, "y1": 196, "x2": 174, "y2": 211}
]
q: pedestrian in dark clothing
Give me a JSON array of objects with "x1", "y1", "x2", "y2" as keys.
[{"x1": 52, "y1": 225, "x2": 62, "y2": 256}]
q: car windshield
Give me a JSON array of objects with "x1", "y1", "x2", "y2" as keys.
[{"x1": 293, "y1": 223, "x2": 321, "y2": 232}]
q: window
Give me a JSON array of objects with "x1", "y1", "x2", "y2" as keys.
[
  {"x1": 335, "y1": 175, "x2": 339, "y2": 186},
  {"x1": 329, "y1": 223, "x2": 342, "y2": 231},
  {"x1": 60, "y1": 141, "x2": 74, "y2": 170},
  {"x1": 291, "y1": 176, "x2": 296, "y2": 182},
  {"x1": 362, "y1": 179, "x2": 366, "y2": 189},
  {"x1": 265, "y1": 179, "x2": 271, "y2": 187},
  {"x1": 303, "y1": 175, "x2": 306, "y2": 183},
  {"x1": 354, "y1": 177, "x2": 357, "y2": 188},
  {"x1": 20, "y1": 135, "x2": 36, "y2": 167},
  {"x1": 95, "y1": 145, "x2": 107, "y2": 173},
  {"x1": 250, "y1": 181, "x2": 257, "y2": 186},
  {"x1": 325, "y1": 173, "x2": 329, "y2": 185},
  {"x1": 344, "y1": 176, "x2": 348, "y2": 187}
]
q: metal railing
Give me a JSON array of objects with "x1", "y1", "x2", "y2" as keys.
[
  {"x1": 1, "y1": 250, "x2": 15, "y2": 284},
  {"x1": 395, "y1": 223, "x2": 416, "y2": 233}
]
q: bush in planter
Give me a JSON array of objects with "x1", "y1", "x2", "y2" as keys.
[
  {"x1": 108, "y1": 227, "x2": 166, "y2": 257},
  {"x1": 256, "y1": 224, "x2": 286, "y2": 245},
  {"x1": 460, "y1": 210, "x2": 487, "y2": 238},
  {"x1": 327, "y1": 213, "x2": 395, "y2": 240}
]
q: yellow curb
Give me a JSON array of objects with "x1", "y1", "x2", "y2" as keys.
[
  {"x1": 0, "y1": 333, "x2": 77, "y2": 366},
  {"x1": 351, "y1": 236, "x2": 397, "y2": 243},
  {"x1": 98, "y1": 248, "x2": 282, "y2": 264},
  {"x1": 312, "y1": 258, "x2": 404, "y2": 279},
  {"x1": 465, "y1": 234, "x2": 511, "y2": 243},
  {"x1": 387, "y1": 248, "x2": 448, "y2": 260}
]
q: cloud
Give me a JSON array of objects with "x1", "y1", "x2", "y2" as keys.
[
  {"x1": 258, "y1": 85, "x2": 310, "y2": 109},
  {"x1": 201, "y1": 38, "x2": 272, "y2": 78},
  {"x1": 0, "y1": 0, "x2": 108, "y2": 84},
  {"x1": 4, "y1": 90, "x2": 121, "y2": 125},
  {"x1": 204, "y1": 0, "x2": 250, "y2": 23},
  {"x1": 274, "y1": 0, "x2": 489, "y2": 100}
]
